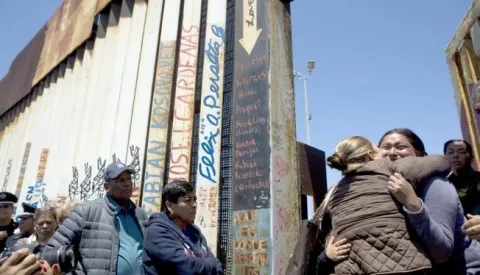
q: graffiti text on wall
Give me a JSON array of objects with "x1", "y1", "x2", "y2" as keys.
[
  {"x1": 232, "y1": 209, "x2": 270, "y2": 274},
  {"x1": 197, "y1": 25, "x2": 225, "y2": 185},
  {"x1": 25, "y1": 149, "x2": 49, "y2": 208},
  {"x1": 168, "y1": 25, "x2": 200, "y2": 183},
  {"x1": 15, "y1": 143, "x2": 31, "y2": 199},
  {"x1": 143, "y1": 41, "x2": 177, "y2": 215},
  {"x1": 143, "y1": 140, "x2": 166, "y2": 214},
  {"x1": 232, "y1": 0, "x2": 270, "y2": 211},
  {"x1": 194, "y1": 11, "x2": 227, "y2": 254},
  {"x1": 2, "y1": 159, "x2": 12, "y2": 191},
  {"x1": 232, "y1": 0, "x2": 271, "y2": 273}
]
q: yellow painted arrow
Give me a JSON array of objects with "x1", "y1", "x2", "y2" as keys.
[{"x1": 239, "y1": 0, "x2": 262, "y2": 55}]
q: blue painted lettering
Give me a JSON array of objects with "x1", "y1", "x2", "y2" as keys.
[
  {"x1": 199, "y1": 129, "x2": 220, "y2": 184},
  {"x1": 204, "y1": 95, "x2": 220, "y2": 109},
  {"x1": 207, "y1": 113, "x2": 220, "y2": 126},
  {"x1": 146, "y1": 141, "x2": 166, "y2": 168},
  {"x1": 142, "y1": 196, "x2": 160, "y2": 215},
  {"x1": 197, "y1": 25, "x2": 226, "y2": 185},
  {"x1": 211, "y1": 25, "x2": 225, "y2": 40},
  {"x1": 143, "y1": 138, "x2": 167, "y2": 210}
]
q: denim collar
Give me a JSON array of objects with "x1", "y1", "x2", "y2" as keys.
[{"x1": 106, "y1": 195, "x2": 134, "y2": 215}]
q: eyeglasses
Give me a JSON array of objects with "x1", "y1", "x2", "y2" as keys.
[{"x1": 0, "y1": 204, "x2": 12, "y2": 209}]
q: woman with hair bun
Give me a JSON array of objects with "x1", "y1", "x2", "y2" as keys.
[{"x1": 318, "y1": 136, "x2": 451, "y2": 275}]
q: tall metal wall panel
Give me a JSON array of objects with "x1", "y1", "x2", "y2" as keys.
[{"x1": 0, "y1": 0, "x2": 299, "y2": 273}]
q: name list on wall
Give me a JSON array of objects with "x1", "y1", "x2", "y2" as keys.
[{"x1": 232, "y1": 0, "x2": 270, "y2": 212}]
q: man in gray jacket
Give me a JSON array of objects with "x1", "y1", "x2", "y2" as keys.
[{"x1": 47, "y1": 162, "x2": 148, "y2": 275}]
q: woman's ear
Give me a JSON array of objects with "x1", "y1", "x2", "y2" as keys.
[{"x1": 367, "y1": 151, "x2": 375, "y2": 161}]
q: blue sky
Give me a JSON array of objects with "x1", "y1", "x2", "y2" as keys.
[
  {"x1": 0, "y1": 1, "x2": 472, "y2": 189},
  {"x1": 0, "y1": 1, "x2": 62, "y2": 77},
  {"x1": 292, "y1": 0, "x2": 471, "y2": 187}
]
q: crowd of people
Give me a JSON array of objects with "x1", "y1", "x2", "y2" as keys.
[
  {"x1": 0, "y1": 192, "x2": 77, "y2": 274},
  {"x1": 1, "y1": 128, "x2": 480, "y2": 275},
  {"x1": 314, "y1": 128, "x2": 480, "y2": 275},
  {"x1": 0, "y1": 162, "x2": 221, "y2": 275}
]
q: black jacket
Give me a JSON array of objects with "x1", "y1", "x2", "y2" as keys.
[
  {"x1": 0, "y1": 220, "x2": 17, "y2": 252},
  {"x1": 449, "y1": 168, "x2": 480, "y2": 215}
]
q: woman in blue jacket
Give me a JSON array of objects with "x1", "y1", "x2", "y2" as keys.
[
  {"x1": 142, "y1": 180, "x2": 222, "y2": 275},
  {"x1": 318, "y1": 128, "x2": 480, "y2": 274}
]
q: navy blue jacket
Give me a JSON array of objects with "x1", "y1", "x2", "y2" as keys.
[{"x1": 142, "y1": 212, "x2": 222, "y2": 275}]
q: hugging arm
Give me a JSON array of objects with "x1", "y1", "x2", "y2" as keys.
[
  {"x1": 392, "y1": 156, "x2": 450, "y2": 188},
  {"x1": 403, "y1": 178, "x2": 457, "y2": 263}
]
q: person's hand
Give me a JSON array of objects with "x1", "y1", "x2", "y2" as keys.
[
  {"x1": 0, "y1": 248, "x2": 40, "y2": 275},
  {"x1": 326, "y1": 237, "x2": 351, "y2": 261},
  {"x1": 387, "y1": 173, "x2": 422, "y2": 212},
  {"x1": 37, "y1": 260, "x2": 61, "y2": 275},
  {"x1": 462, "y1": 214, "x2": 480, "y2": 240},
  {"x1": 0, "y1": 231, "x2": 8, "y2": 240}
]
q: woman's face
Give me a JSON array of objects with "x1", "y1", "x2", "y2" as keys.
[
  {"x1": 379, "y1": 133, "x2": 417, "y2": 161},
  {"x1": 35, "y1": 214, "x2": 57, "y2": 241}
]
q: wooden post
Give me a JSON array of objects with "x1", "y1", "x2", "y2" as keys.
[{"x1": 446, "y1": 0, "x2": 480, "y2": 169}]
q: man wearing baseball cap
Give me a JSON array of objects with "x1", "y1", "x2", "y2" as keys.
[
  {"x1": 0, "y1": 192, "x2": 18, "y2": 252},
  {"x1": 5, "y1": 202, "x2": 36, "y2": 249},
  {"x1": 47, "y1": 162, "x2": 148, "y2": 275}
]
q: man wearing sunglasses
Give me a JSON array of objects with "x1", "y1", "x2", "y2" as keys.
[{"x1": 0, "y1": 192, "x2": 18, "y2": 252}]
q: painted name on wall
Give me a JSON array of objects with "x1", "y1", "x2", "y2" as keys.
[
  {"x1": 2, "y1": 159, "x2": 12, "y2": 191},
  {"x1": 143, "y1": 41, "x2": 176, "y2": 215},
  {"x1": 198, "y1": 25, "x2": 225, "y2": 185},
  {"x1": 15, "y1": 142, "x2": 31, "y2": 199},
  {"x1": 169, "y1": 25, "x2": 200, "y2": 182},
  {"x1": 25, "y1": 149, "x2": 49, "y2": 207}
]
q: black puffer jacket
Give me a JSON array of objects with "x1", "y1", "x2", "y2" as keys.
[{"x1": 46, "y1": 196, "x2": 148, "y2": 274}]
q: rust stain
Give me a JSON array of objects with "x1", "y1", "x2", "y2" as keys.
[
  {"x1": 33, "y1": 0, "x2": 100, "y2": 86},
  {"x1": 0, "y1": 24, "x2": 47, "y2": 118},
  {"x1": 267, "y1": 0, "x2": 299, "y2": 274}
]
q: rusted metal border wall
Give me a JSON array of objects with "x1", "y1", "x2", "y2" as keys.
[
  {"x1": 230, "y1": 0, "x2": 299, "y2": 274},
  {"x1": 267, "y1": 1, "x2": 300, "y2": 273},
  {"x1": 446, "y1": 0, "x2": 480, "y2": 168},
  {"x1": 0, "y1": 0, "x2": 119, "y2": 117},
  {"x1": 0, "y1": 0, "x2": 300, "y2": 274}
]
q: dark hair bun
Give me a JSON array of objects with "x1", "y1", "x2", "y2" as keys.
[{"x1": 327, "y1": 154, "x2": 346, "y2": 171}]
